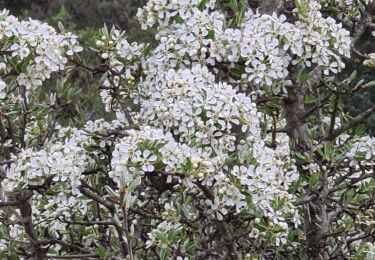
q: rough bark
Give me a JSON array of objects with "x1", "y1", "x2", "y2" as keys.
[
  {"x1": 248, "y1": 0, "x2": 284, "y2": 14},
  {"x1": 283, "y1": 85, "x2": 311, "y2": 152},
  {"x1": 283, "y1": 83, "x2": 328, "y2": 259},
  {"x1": 305, "y1": 202, "x2": 329, "y2": 259},
  {"x1": 17, "y1": 192, "x2": 45, "y2": 260}
]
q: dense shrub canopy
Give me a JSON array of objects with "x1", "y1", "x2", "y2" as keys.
[{"x1": 1, "y1": 0, "x2": 375, "y2": 259}]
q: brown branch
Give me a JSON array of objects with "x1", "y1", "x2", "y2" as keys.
[
  {"x1": 152, "y1": 169, "x2": 185, "y2": 178},
  {"x1": 346, "y1": 229, "x2": 375, "y2": 244},
  {"x1": 326, "y1": 103, "x2": 375, "y2": 140},
  {"x1": 120, "y1": 193, "x2": 134, "y2": 260},
  {"x1": 328, "y1": 95, "x2": 339, "y2": 140},
  {"x1": 0, "y1": 160, "x2": 13, "y2": 165},
  {"x1": 59, "y1": 219, "x2": 115, "y2": 226},
  {"x1": 305, "y1": 93, "x2": 332, "y2": 118},
  {"x1": 0, "y1": 50, "x2": 12, "y2": 56},
  {"x1": 79, "y1": 184, "x2": 128, "y2": 257},
  {"x1": 79, "y1": 185, "x2": 115, "y2": 212},
  {"x1": 40, "y1": 239, "x2": 92, "y2": 254},
  {"x1": 107, "y1": 75, "x2": 134, "y2": 125},
  {"x1": 293, "y1": 194, "x2": 318, "y2": 206},
  {"x1": 195, "y1": 181, "x2": 214, "y2": 200},
  {"x1": 17, "y1": 191, "x2": 44, "y2": 259},
  {"x1": 329, "y1": 171, "x2": 375, "y2": 193},
  {"x1": 19, "y1": 85, "x2": 28, "y2": 148},
  {"x1": 46, "y1": 254, "x2": 96, "y2": 259},
  {"x1": 0, "y1": 166, "x2": 5, "y2": 179},
  {"x1": 0, "y1": 190, "x2": 33, "y2": 207},
  {"x1": 28, "y1": 176, "x2": 54, "y2": 192},
  {"x1": 0, "y1": 115, "x2": 11, "y2": 160},
  {"x1": 68, "y1": 58, "x2": 110, "y2": 75}
]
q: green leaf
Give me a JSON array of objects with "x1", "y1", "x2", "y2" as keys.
[
  {"x1": 361, "y1": 80, "x2": 375, "y2": 89},
  {"x1": 174, "y1": 15, "x2": 184, "y2": 24},
  {"x1": 160, "y1": 248, "x2": 170, "y2": 260},
  {"x1": 57, "y1": 21, "x2": 65, "y2": 33},
  {"x1": 293, "y1": 152, "x2": 310, "y2": 164},
  {"x1": 183, "y1": 239, "x2": 196, "y2": 253},
  {"x1": 9, "y1": 254, "x2": 20, "y2": 260},
  {"x1": 347, "y1": 70, "x2": 357, "y2": 83},
  {"x1": 96, "y1": 245, "x2": 107, "y2": 258},
  {"x1": 198, "y1": 0, "x2": 208, "y2": 10},
  {"x1": 230, "y1": 66, "x2": 245, "y2": 77},
  {"x1": 354, "y1": 79, "x2": 365, "y2": 89},
  {"x1": 105, "y1": 185, "x2": 118, "y2": 198},
  {"x1": 266, "y1": 97, "x2": 282, "y2": 110},
  {"x1": 101, "y1": 24, "x2": 109, "y2": 38},
  {"x1": 308, "y1": 173, "x2": 320, "y2": 189},
  {"x1": 110, "y1": 25, "x2": 116, "y2": 37},
  {"x1": 323, "y1": 141, "x2": 333, "y2": 161},
  {"x1": 225, "y1": 152, "x2": 238, "y2": 165},
  {"x1": 297, "y1": 68, "x2": 310, "y2": 83},
  {"x1": 143, "y1": 44, "x2": 152, "y2": 56},
  {"x1": 207, "y1": 29, "x2": 215, "y2": 40},
  {"x1": 305, "y1": 93, "x2": 316, "y2": 104},
  {"x1": 227, "y1": 0, "x2": 239, "y2": 13}
]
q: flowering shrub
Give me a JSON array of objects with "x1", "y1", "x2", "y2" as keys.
[{"x1": 1, "y1": 0, "x2": 375, "y2": 259}]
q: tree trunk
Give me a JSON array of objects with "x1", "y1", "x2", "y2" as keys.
[
  {"x1": 254, "y1": 1, "x2": 329, "y2": 256},
  {"x1": 305, "y1": 202, "x2": 329, "y2": 259},
  {"x1": 283, "y1": 84, "x2": 327, "y2": 259},
  {"x1": 283, "y1": 85, "x2": 311, "y2": 151}
]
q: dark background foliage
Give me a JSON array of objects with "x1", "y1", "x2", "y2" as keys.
[{"x1": 0, "y1": 0, "x2": 145, "y2": 28}]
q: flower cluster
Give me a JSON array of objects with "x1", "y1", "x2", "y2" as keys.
[
  {"x1": 2, "y1": 127, "x2": 88, "y2": 195},
  {"x1": 108, "y1": 123, "x2": 299, "y2": 247},
  {"x1": 146, "y1": 220, "x2": 184, "y2": 250},
  {"x1": 331, "y1": 0, "x2": 373, "y2": 6},
  {"x1": 0, "y1": 78, "x2": 5, "y2": 99},
  {"x1": 0, "y1": 120, "x2": 127, "y2": 247},
  {"x1": 346, "y1": 136, "x2": 375, "y2": 167},
  {"x1": 233, "y1": 139, "x2": 299, "y2": 215},
  {"x1": 94, "y1": 28, "x2": 146, "y2": 112},
  {"x1": 109, "y1": 126, "x2": 220, "y2": 184},
  {"x1": 136, "y1": 64, "x2": 260, "y2": 156},
  {"x1": 136, "y1": 0, "x2": 351, "y2": 90},
  {"x1": 136, "y1": 0, "x2": 217, "y2": 29},
  {"x1": 0, "y1": 9, "x2": 82, "y2": 94},
  {"x1": 293, "y1": 1, "x2": 351, "y2": 73},
  {"x1": 0, "y1": 0, "x2": 369, "y2": 257}
]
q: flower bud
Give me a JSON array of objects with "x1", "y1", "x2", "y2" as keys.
[{"x1": 96, "y1": 40, "x2": 103, "y2": 47}]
